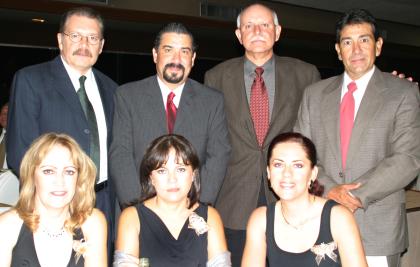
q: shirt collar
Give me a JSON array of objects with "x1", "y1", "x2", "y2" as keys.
[
  {"x1": 156, "y1": 76, "x2": 185, "y2": 107},
  {"x1": 244, "y1": 56, "x2": 274, "y2": 77},
  {"x1": 343, "y1": 66, "x2": 375, "y2": 92},
  {"x1": 60, "y1": 56, "x2": 94, "y2": 91}
]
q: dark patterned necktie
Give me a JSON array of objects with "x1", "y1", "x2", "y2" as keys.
[
  {"x1": 77, "y1": 75, "x2": 100, "y2": 177},
  {"x1": 340, "y1": 81, "x2": 357, "y2": 169},
  {"x1": 250, "y1": 67, "x2": 269, "y2": 147},
  {"x1": 166, "y1": 92, "x2": 177, "y2": 133}
]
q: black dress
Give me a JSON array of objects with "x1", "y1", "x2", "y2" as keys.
[
  {"x1": 11, "y1": 223, "x2": 84, "y2": 267},
  {"x1": 136, "y1": 203, "x2": 208, "y2": 267},
  {"x1": 266, "y1": 200, "x2": 341, "y2": 267}
]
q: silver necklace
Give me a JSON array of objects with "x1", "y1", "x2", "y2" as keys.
[
  {"x1": 41, "y1": 226, "x2": 66, "y2": 239},
  {"x1": 280, "y1": 197, "x2": 316, "y2": 230}
]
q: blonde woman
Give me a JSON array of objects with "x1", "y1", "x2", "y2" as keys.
[{"x1": 0, "y1": 133, "x2": 107, "y2": 267}]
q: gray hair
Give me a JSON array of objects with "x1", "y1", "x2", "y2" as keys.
[{"x1": 236, "y1": 4, "x2": 279, "y2": 28}]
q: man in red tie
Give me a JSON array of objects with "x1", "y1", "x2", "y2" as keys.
[
  {"x1": 295, "y1": 9, "x2": 420, "y2": 267},
  {"x1": 110, "y1": 23, "x2": 231, "y2": 207},
  {"x1": 205, "y1": 4, "x2": 321, "y2": 265}
]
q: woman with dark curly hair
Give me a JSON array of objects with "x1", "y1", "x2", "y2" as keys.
[{"x1": 242, "y1": 132, "x2": 367, "y2": 267}]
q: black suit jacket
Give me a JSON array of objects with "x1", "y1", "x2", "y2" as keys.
[{"x1": 7, "y1": 56, "x2": 117, "y2": 176}]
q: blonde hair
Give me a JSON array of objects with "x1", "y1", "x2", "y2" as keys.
[{"x1": 15, "y1": 133, "x2": 96, "y2": 235}]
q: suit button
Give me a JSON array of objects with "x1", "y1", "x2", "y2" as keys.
[
  {"x1": 339, "y1": 172, "x2": 344, "y2": 178},
  {"x1": 84, "y1": 129, "x2": 90, "y2": 134}
]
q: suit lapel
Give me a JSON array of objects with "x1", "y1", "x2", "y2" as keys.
[
  {"x1": 264, "y1": 56, "x2": 298, "y2": 146},
  {"x1": 146, "y1": 77, "x2": 168, "y2": 133},
  {"x1": 347, "y1": 69, "x2": 385, "y2": 166},
  {"x1": 226, "y1": 57, "x2": 257, "y2": 142},
  {"x1": 175, "y1": 79, "x2": 195, "y2": 133},
  {"x1": 49, "y1": 57, "x2": 87, "y2": 124},
  {"x1": 94, "y1": 71, "x2": 111, "y2": 130},
  {"x1": 321, "y1": 75, "x2": 343, "y2": 167}
]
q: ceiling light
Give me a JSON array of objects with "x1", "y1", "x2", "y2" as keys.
[{"x1": 32, "y1": 18, "x2": 45, "y2": 23}]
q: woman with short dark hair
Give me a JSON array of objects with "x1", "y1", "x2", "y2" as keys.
[{"x1": 114, "y1": 134, "x2": 231, "y2": 267}]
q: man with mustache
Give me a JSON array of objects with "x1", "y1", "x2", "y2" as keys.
[
  {"x1": 204, "y1": 3, "x2": 321, "y2": 266},
  {"x1": 7, "y1": 7, "x2": 117, "y2": 262},
  {"x1": 295, "y1": 9, "x2": 420, "y2": 266},
  {"x1": 109, "y1": 23, "x2": 230, "y2": 207}
]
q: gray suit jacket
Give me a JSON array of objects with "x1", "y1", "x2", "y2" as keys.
[
  {"x1": 295, "y1": 67, "x2": 420, "y2": 255},
  {"x1": 205, "y1": 56, "x2": 320, "y2": 229},
  {"x1": 109, "y1": 75, "x2": 230, "y2": 206}
]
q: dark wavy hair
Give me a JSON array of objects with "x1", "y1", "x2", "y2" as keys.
[
  {"x1": 139, "y1": 134, "x2": 200, "y2": 208},
  {"x1": 267, "y1": 132, "x2": 324, "y2": 196}
]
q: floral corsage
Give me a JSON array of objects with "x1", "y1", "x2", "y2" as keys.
[
  {"x1": 310, "y1": 241, "x2": 338, "y2": 266},
  {"x1": 72, "y1": 238, "x2": 89, "y2": 264},
  {"x1": 188, "y1": 212, "x2": 209, "y2": 236}
]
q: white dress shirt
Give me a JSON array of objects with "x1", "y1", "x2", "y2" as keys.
[
  {"x1": 61, "y1": 57, "x2": 108, "y2": 183},
  {"x1": 157, "y1": 76, "x2": 185, "y2": 109},
  {"x1": 341, "y1": 66, "x2": 375, "y2": 119}
]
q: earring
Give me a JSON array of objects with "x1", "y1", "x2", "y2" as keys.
[{"x1": 309, "y1": 180, "x2": 314, "y2": 191}]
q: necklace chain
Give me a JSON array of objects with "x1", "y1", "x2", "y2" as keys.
[
  {"x1": 280, "y1": 197, "x2": 316, "y2": 230},
  {"x1": 41, "y1": 226, "x2": 66, "y2": 239}
]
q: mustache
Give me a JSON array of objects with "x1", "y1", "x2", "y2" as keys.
[
  {"x1": 164, "y1": 63, "x2": 185, "y2": 71},
  {"x1": 72, "y1": 48, "x2": 92, "y2": 57},
  {"x1": 250, "y1": 36, "x2": 266, "y2": 42}
]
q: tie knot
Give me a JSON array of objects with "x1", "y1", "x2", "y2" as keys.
[
  {"x1": 168, "y1": 92, "x2": 175, "y2": 102},
  {"x1": 79, "y1": 75, "x2": 87, "y2": 87},
  {"x1": 347, "y1": 81, "x2": 357, "y2": 93},
  {"x1": 255, "y1": 67, "x2": 264, "y2": 77}
]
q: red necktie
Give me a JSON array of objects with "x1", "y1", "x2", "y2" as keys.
[
  {"x1": 340, "y1": 81, "x2": 357, "y2": 169},
  {"x1": 250, "y1": 67, "x2": 269, "y2": 147},
  {"x1": 166, "y1": 92, "x2": 177, "y2": 133}
]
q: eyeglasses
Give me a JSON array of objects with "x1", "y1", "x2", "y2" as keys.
[{"x1": 63, "y1": 32, "x2": 102, "y2": 45}]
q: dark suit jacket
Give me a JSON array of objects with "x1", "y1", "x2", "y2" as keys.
[
  {"x1": 109, "y1": 75, "x2": 230, "y2": 206},
  {"x1": 7, "y1": 56, "x2": 117, "y2": 176},
  {"x1": 295, "y1": 67, "x2": 420, "y2": 255},
  {"x1": 204, "y1": 56, "x2": 320, "y2": 229}
]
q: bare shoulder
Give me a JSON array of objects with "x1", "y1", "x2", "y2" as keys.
[
  {"x1": 81, "y1": 208, "x2": 107, "y2": 237},
  {"x1": 119, "y1": 206, "x2": 140, "y2": 232},
  {"x1": 330, "y1": 203, "x2": 359, "y2": 236},
  {"x1": 83, "y1": 208, "x2": 106, "y2": 229},
  {"x1": 207, "y1": 206, "x2": 221, "y2": 221},
  {"x1": 0, "y1": 209, "x2": 23, "y2": 248},
  {"x1": 0, "y1": 209, "x2": 22, "y2": 232},
  {"x1": 247, "y1": 206, "x2": 267, "y2": 229},
  {"x1": 331, "y1": 203, "x2": 354, "y2": 222},
  {"x1": 120, "y1": 206, "x2": 139, "y2": 223}
]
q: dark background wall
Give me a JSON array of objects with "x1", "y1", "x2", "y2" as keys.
[{"x1": 1, "y1": 0, "x2": 419, "y2": 105}]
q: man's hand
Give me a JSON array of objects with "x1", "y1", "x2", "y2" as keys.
[
  {"x1": 326, "y1": 183, "x2": 363, "y2": 212},
  {"x1": 391, "y1": 70, "x2": 418, "y2": 85}
]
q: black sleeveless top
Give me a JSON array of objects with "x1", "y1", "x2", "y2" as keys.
[
  {"x1": 11, "y1": 223, "x2": 84, "y2": 267},
  {"x1": 136, "y1": 203, "x2": 208, "y2": 267},
  {"x1": 266, "y1": 200, "x2": 341, "y2": 267}
]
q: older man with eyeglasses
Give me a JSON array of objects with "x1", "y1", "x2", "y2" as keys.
[{"x1": 7, "y1": 7, "x2": 117, "y2": 264}]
